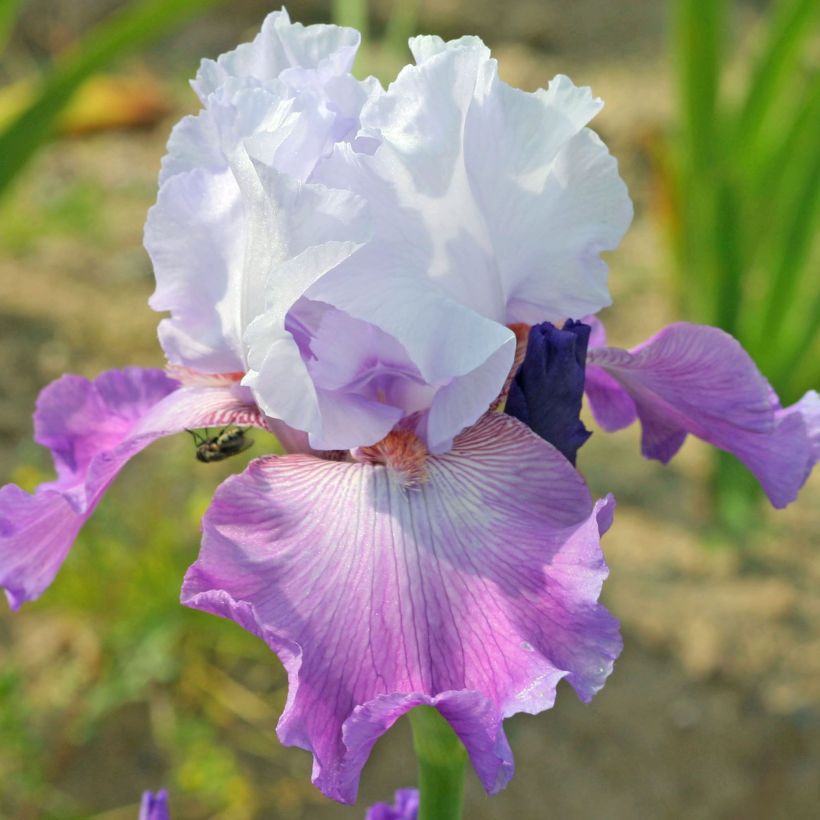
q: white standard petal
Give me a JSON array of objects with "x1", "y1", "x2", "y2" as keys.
[
  {"x1": 146, "y1": 167, "x2": 247, "y2": 373},
  {"x1": 236, "y1": 153, "x2": 372, "y2": 435},
  {"x1": 192, "y1": 9, "x2": 361, "y2": 101},
  {"x1": 159, "y1": 86, "x2": 299, "y2": 185},
  {"x1": 305, "y1": 244, "x2": 515, "y2": 451},
  {"x1": 318, "y1": 35, "x2": 631, "y2": 325}
]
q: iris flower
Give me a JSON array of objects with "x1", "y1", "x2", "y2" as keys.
[
  {"x1": 139, "y1": 790, "x2": 169, "y2": 820},
  {"x1": 1, "y1": 9, "x2": 817, "y2": 809},
  {"x1": 366, "y1": 788, "x2": 419, "y2": 819}
]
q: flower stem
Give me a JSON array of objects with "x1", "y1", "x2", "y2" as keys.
[{"x1": 408, "y1": 706, "x2": 467, "y2": 820}]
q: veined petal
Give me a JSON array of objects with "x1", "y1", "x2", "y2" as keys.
[
  {"x1": 182, "y1": 413, "x2": 621, "y2": 803},
  {"x1": 586, "y1": 322, "x2": 819, "y2": 507},
  {"x1": 0, "y1": 368, "x2": 267, "y2": 609},
  {"x1": 788, "y1": 390, "x2": 820, "y2": 462}
]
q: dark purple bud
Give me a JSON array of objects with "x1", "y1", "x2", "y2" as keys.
[{"x1": 505, "y1": 320, "x2": 592, "y2": 464}]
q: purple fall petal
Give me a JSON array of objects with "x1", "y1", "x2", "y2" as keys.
[
  {"x1": 586, "y1": 322, "x2": 819, "y2": 507},
  {"x1": 139, "y1": 789, "x2": 170, "y2": 820},
  {"x1": 182, "y1": 412, "x2": 621, "y2": 804},
  {"x1": 365, "y1": 788, "x2": 419, "y2": 820},
  {"x1": 0, "y1": 368, "x2": 267, "y2": 609}
]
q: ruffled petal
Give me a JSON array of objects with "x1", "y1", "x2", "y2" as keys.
[
  {"x1": 159, "y1": 86, "x2": 299, "y2": 185},
  {"x1": 192, "y1": 9, "x2": 361, "y2": 101},
  {"x1": 365, "y1": 788, "x2": 418, "y2": 820},
  {"x1": 139, "y1": 789, "x2": 170, "y2": 820},
  {"x1": 0, "y1": 368, "x2": 267, "y2": 609},
  {"x1": 148, "y1": 137, "x2": 370, "y2": 385},
  {"x1": 788, "y1": 390, "x2": 820, "y2": 462},
  {"x1": 302, "y1": 244, "x2": 516, "y2": 452},
  {"x1": 182, "y1": 413, "x2": 621, "y2": 803},
  {"x1": 586, "y1": 322, "x2": 819, "y2": 507},
  {"x1": 315, "y1": 36, "x2": 631, "y2": 325},
  {"x1": 146, "y1": 168, "x2": 247, "y2": 373},
  {"x1": 150, "y1": 9, "x2": 381, "y2": 379}
]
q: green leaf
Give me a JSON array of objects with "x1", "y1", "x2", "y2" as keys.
[
  {"x1": 674, "y1": 0, "x2": 726, "y2": 175},
  {"x1": 331, "y1": 0, "x2": 368, "y2": 41},
  {"x1": 758, "y1": 100, "x2": 820, "y2": 341},
  {"x1": 672, "y1": 0, "x2": 728, "y2": 324},
  {"x1": 732, "y1": 0, "x2": 819, "y2": 160},
  {"x1": 0, "y1": 0, "x2": 225, "y2": 199},
  {"x1": 385, "y1": 0, "x2": 419, "y2": 58},
  {"x1": 0, "y1": 0, "x2": 24, "y2": 54}
]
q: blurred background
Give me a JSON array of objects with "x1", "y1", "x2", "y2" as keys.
[{"x1": 0, "y1": 0, "x2": 818, "y2": 817}]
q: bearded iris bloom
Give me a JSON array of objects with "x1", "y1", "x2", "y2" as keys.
[{"x1": 1, "y1": 8, "x2": 817, "y2": 810}]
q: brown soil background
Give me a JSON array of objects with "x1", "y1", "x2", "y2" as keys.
[{"x1": 1, "y1": 1, "x2": 818, "y2": 818}]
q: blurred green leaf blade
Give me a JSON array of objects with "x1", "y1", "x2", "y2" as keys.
[{"x1": 0, "y1": 0, "x2": 225, "y2": 198}]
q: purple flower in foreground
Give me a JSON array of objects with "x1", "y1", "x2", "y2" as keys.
[
  {"x1": 139, "y1": 789, "x2": 170, "y2": 820},
  {"x1": 0, "y1": 8, "x2": 816, "y2": 808},
  {"x1": 366, "y1": 788, "x2": 419, "y2": 819}
]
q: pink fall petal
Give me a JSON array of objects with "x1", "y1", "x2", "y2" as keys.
[
  {"x1": 585, "y1": 321, "x2": 819, "y2": 508},
  {"x1": 0, "y1": 368, "x2": 267, "y2": 609},
  {"x1": 182, "y1": 412, "x2": 621, "y2": 804}
]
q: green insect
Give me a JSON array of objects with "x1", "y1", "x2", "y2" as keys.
[{"x1": 187, "y1": 426, "x2": 253, "y2": 463}]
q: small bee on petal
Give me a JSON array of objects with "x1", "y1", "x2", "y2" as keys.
[{"x1": 187, "y1": 426, "x2": 253, "y2": 463}]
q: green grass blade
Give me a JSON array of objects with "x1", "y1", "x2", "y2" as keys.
[
  {"x1": 762, "y1": 253, "x2": 820, "y2": 402},
  {"x1": 784, "y1": 326, "x2": 820, "y2": 401},
  {"x1": 331, "y1": 0, "x2": 368, "y2": 41},
  {"x1": 758, "y1": 101, "x2": 820, "y2": 342},
  {"x1": 0, "y1": 0, "x2": 24, "y2": 54},
  {"x1": 385, "y1": 0, "x2": 419, "y2": 58},
  {"x1": 748, "y1": 77, "x2": 820, "y2": 204},
  {"x1": 733, "y1": 0, "x2": 819, "y2": 157},
  {"x1": 672, "y1": 0, "x2": 727, "y2": 324},
  {"x1": 713, "y1": 178, "x2": 745, "y2": 334},
  {"x1": 0, "y1": 0, "x2": 225, "y2": 199},
  {"x1": 674, "y1": 0, "x2": 725, "y2": 174}
]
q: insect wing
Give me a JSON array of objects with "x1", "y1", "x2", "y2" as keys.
[{"x1": 219, "y1": 433, "x2": 253, "y2": 458}]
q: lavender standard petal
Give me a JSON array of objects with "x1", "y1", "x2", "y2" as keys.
[
  {"x1": 505, "y1": 320, "x2": 592, "y2": 463},
  {"x1": 315, "y1": 40, "x2": 632, "y2": 325},
  {"x1": 182, "y1": 413, "x2": 621, "y2": 804},
  {"x1": 586, "y1": 322, "x2": 819, "y2": 507}
]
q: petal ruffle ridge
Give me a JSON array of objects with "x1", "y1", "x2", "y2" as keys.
[
  {"x1": 586, "y1": 322, "x2": 819, "y2": 507},
  {"x1": 0, "y1": 368, "x2": 267, "y2": 609},
  {"x1": 315, "y1": 36, "x2": 632, "y2": 324},
  {"x1": 192, "y1": 9, "x2": 361, "y2": 101},
  {"x1": 182, "y1": 412, "x2": 621, "y2": 803}
]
